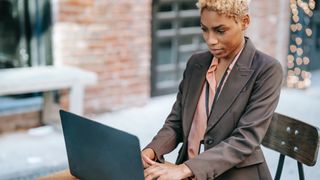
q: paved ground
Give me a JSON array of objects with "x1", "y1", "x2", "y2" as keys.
[{"x1": 0, "y1": 71, "x2": 320, "y2": 180}]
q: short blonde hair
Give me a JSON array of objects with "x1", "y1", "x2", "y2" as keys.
[{"x1": 197, "y1": 0, "x2": 249, "y2": 19}]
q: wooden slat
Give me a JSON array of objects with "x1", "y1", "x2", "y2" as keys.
[{"x1": 262, "y1": 113, "x2": 320, "y2": 166}]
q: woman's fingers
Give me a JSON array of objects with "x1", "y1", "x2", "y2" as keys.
[{"x1": 142, "y1": 154, "x2": 156, "y2": 165}]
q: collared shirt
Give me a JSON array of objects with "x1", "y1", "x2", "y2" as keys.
[{"x1": 187, "y1": 49, "x2": 243, "y2": 160}]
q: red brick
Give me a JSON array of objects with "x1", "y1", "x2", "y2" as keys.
[{"x1": 0, "y1": 111, "x2": 41, "y2": 134}]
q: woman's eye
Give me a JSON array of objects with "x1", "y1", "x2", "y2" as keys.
[
  {"x1": 201, "y1": 27, "x2": 207, "y2": 32},
  {"x1": 216, "y1": 29, "x2": 225, "y2": 34}
]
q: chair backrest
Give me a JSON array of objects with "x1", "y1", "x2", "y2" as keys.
[{"x1": 262, "y1": 113, "x2": 320, "y2": 166}]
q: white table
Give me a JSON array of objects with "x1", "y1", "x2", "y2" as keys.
[{"x1": 0, "y1": 66, "x2": 97, "y2": 124}]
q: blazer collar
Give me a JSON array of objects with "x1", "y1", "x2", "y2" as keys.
[
  {"x1": 235, "y1": 37, "x2": 256, "y2": 69},
  {"x1": 194, "y1": 51, "x2": 212, "y2": 70},
  {"x1": 183, "y1": 37, "x2": 257, "y2": 137},
  {"x1": 206, "y1": 37, "x2": 256, "y2": 133},
  {"x1": 183, "y1": 51, "x2": 212, "y2": 137}
]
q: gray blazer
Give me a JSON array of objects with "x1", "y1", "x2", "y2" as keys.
[{"x1": 146, "y1": 38, "x2": 283, "y2": 180}]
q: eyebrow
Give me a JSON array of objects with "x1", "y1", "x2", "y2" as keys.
[{"x1": 200, "y1": 22, "x2": 226, "y2": 29}]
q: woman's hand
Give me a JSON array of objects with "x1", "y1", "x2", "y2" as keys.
[
  {"x1": 143, "y1": 156, "x2": 193, "y2": 180},
  {"x1": 141, "y1": 148, "x2": 156, "y2": 168}
]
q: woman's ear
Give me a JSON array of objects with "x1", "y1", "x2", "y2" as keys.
[{"x1": 241, "y1": 14, "x2": 250, "y2": 30}]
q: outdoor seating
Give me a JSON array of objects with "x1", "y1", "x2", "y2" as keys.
[{"x1": 262, "y1": 112, "x2": 320, "y2": 180}]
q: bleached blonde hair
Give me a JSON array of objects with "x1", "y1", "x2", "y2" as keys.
[{"x1": 197, "y1": 0, "x2": 250, "y2": 19}]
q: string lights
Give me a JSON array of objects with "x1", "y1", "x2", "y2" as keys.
[{"x1": 286, "y1": 0, "x2": 315, "y2": 89}]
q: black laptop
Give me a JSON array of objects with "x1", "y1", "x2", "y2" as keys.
[{"x1": 59, "y1": 110, "x2": 144, "y2": 180}]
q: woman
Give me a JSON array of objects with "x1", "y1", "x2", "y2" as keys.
[{"x1": 142, "y1": 0, "x2": 283, "y2": 179}]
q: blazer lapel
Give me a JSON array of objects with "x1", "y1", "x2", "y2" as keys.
[
  {"x1": 183, "y1": 52, "x2": 212, "y2": 137},
  {"x1": 206, "y1": 38, "x2": 256, "y2": 133}
]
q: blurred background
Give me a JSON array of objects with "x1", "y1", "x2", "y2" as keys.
[{"x1": 0, "y1": 0, "x2": 319, "y2": 179}]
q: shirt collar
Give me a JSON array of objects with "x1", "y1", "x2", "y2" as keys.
[{"x1": 208, "y1": 46, "x2": 245, "y2": 72}]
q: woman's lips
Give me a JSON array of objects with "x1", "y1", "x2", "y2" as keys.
[{"x1": 210, "y1": 49, "x2": 223, "y2": 54}]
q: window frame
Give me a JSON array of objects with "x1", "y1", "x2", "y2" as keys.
[{"x1": 151, "y1": 0, "x2": 206, "y2": 96}]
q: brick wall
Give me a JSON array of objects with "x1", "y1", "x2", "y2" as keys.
[
  {"x1": 52, "y1": 0, "x2": 152, "y2": 114},
  {"x1": 247, "y1": 0, "x2": 290, "y2": 68},
  {"x1": 0, "y1": 111, "x2": 41, "y2": 133}
]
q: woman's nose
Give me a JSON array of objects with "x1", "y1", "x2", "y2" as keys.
[{"x1": 207, "y1": 33, "x2": 218, "y2": 45}]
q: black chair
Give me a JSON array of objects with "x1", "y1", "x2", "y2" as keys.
[{"x1": 262, "y1": 113, "x2": 320, "y2": 180}]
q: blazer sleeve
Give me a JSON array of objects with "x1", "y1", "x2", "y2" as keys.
[
  {"x1": 144, "y1": 59, "x2": 192, "y2": 162},
  {"x1": 184, "y1": 60, "x2": 283, "y2": 179}
]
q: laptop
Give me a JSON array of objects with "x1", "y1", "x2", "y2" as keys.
[{"x1": 59, "y1": 110, "x2": 144, "y2": 180}]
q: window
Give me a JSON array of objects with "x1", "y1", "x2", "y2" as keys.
[
  {"x1": 0, "y1": 0, "x2": 52, "y2": 69},
  {"x1": 0, "y1": 0, "x2": 53, "y2": 114},
  {"x1": 0, "y1": 0, "x2": 26, "y2": 68},
  {"x1": 151, "y1": 0, "x2": 207, "y2": 96}
]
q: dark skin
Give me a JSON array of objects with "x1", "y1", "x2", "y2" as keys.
[
  {"x1": 142, "y1": 8, "x2": 250, "y2": 180},
  {"x1": 200, "y1": 9, "x2": 249, "y2": 83}
]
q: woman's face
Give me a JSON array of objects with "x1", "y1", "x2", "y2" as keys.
[{"x1": 200, "y1": 8, "x2": 249, "y2": 60}]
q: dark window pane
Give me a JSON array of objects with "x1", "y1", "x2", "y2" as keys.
[
  {"x1": 0, "y1": 0, "x2": 20, "y2": 68},
  {"x1": 180, "y1": 36, "x2": 193, "y2": 45},
  {"x1": 158, "y1": 20, "x2": 173, "y2": 30},
  {"x1": 159, "y1": 3, "x2": 172, "y2": 12},
  {"x1": 179, "y1": 1, "x2": 197, "y2": 10},
  {"x1": 180, "y1": 17, "x2": 200, "y2": 28},
  {"x1": 157, "y1": 71, "x2": 175, "y2": 82},
  {"x1": 157, "y1": 40, "x2": 173, "y2": 65}
]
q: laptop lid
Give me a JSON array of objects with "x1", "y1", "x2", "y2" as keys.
[{"x1": 59, "y1": 110, "x2": 144, "y2": 180}]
